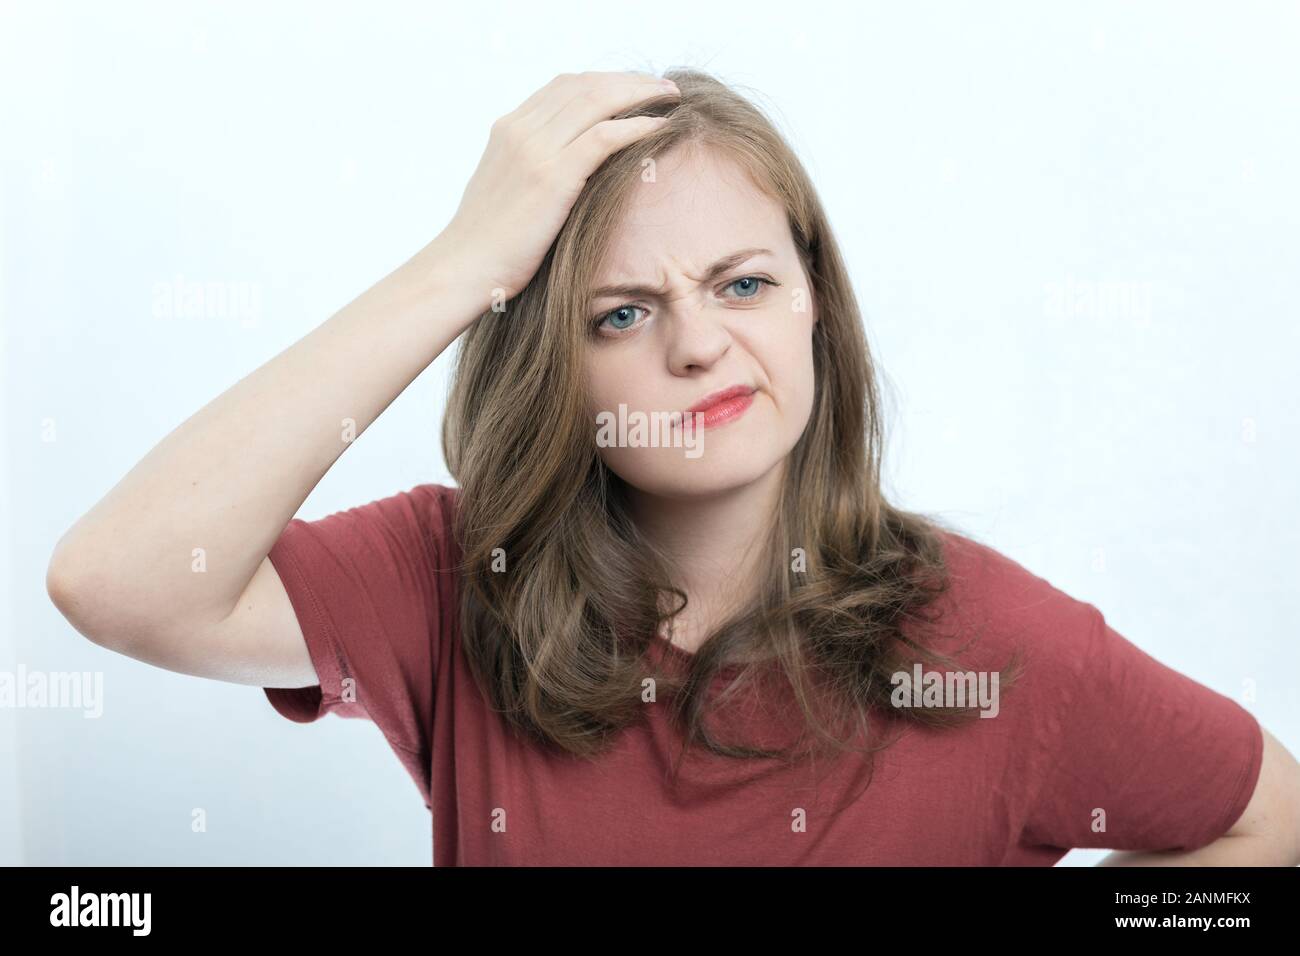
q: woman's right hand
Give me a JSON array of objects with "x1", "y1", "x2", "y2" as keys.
[{"x1": 433, "y1": 70, "x2": 679, "y2": 304}]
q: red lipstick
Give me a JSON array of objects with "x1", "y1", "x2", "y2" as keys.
[{"x1": 679, "y1": 385, "x2": 756, "y2": 431}]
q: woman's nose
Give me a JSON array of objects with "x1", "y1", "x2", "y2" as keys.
[{"x1": 662, "y1": 304, "x2": 732, "y2": 374}]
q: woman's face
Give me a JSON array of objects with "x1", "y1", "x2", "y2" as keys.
[{"x1": 584, "y1": 145, "x2": 818, "y2": 500}]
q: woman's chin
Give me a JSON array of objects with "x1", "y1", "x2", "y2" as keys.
[{"x1": 612, "y1": 450, "x2": 782, "y2": 501}]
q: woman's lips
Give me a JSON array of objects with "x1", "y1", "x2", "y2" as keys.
[{"x1": 678, "y1": 386, "x2": 756, "y2": 432}]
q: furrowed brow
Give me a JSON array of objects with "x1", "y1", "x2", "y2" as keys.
[{"x1": 589, "y1": 247, "x2": 774, "y2": 301}]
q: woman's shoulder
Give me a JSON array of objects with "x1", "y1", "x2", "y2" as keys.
[
  {"x1": 394, "y1": 481, "x2": 462, "y2": 559},
  {"x1": 932, "y1": 528, "x2": 1096, "y2": 620},
  {"x1": 921, "y1": 526, "x2": 1101, "y2": 677},
  {"x1": 295, "y1": 482, "x2": 463, "y2": 574},
  {"x1": 277, "y1": 481, "x2": 463, "y2": 575},
  {"x1": 402, "y1": 482, "x2": 460, "y2": 521},
  {"x1": 399, "y1": 481, "x2": 459, "y2": 506}
]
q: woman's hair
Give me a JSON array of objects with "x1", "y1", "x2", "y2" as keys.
[{"x1": 442, "y1": 67, "x2": 1023, "y2": 784}]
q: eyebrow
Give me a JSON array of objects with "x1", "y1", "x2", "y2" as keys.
[{"x1": 589, "y1": 247, "x2": 775, "y2": 301}]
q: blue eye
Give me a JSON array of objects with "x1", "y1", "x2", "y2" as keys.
[
  {"x1": 593, "y1": 305, "x2": 646, "y2": 333},
  {"x1": 727, "y1": 275, "x2": 773, "y2": 298},
  {"x1": 590, "y1": 275, "x2": 779, "y2": 337}
]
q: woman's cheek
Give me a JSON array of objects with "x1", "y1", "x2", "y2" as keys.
[{"x1": 767, "y1": 310, "x2": 817, "y2": 439}]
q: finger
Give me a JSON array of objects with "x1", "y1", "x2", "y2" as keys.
[
  {"x1": 559, "y1": 115, "x2": 672, "y2": 182},
  {"x1": 513, "y1": 71, "x2": 663, "y2": 131},
  {"x1": 528, "y1": 78, "x2": 679, "y2": 155}
]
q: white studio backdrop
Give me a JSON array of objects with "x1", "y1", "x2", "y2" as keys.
[{"x1": 2, "y1": 0, "x2": 1296, "y2": 865}]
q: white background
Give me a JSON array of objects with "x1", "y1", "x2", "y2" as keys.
[{"x1": 2, "y1": 0, "x2": 1296, "y2": 865}]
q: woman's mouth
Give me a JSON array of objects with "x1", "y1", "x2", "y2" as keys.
[{"x1": 678, "y1": 385, "x2": 756, "y2": 432}]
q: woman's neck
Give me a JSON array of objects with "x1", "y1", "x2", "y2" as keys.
[{"x1": 628, "y1": 461, "x2": 785, "y2": 651}]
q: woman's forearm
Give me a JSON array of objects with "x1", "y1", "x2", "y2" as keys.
[{"x1": 47, "y1": 235, "x2": 489, "y2": 646}]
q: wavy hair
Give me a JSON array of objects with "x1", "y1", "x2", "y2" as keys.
[{"x1": 442, "y1": 67, "x2": 1023, "y2": 785}]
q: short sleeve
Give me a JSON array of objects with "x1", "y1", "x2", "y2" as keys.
[
  {"x1": 261, "y1": 482, "x2": 457, "y2": 800},
  {"x1": 1019, "y1": 605, "x2": 1264, "y2": 853}
]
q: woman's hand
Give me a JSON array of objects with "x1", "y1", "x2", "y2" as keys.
[{"x1": 434, "y1": 70, "x2": 679, "y2": 304}]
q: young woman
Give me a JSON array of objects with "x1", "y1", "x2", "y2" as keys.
[{"x1": 46, "y1": 68, "x2": 1299, "y2": 866}]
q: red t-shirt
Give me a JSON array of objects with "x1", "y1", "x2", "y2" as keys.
[{"x1": 261, "y1": 483, "x2": 1263, "y2": 865}]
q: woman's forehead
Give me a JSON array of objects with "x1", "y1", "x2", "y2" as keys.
[{"x1": 594, "y1": 180, "x2": 792, "y2": 288}]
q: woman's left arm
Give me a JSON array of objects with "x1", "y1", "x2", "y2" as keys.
[{"x1": 1100, "y1": 727, "x2": 1300, "y2": 866}]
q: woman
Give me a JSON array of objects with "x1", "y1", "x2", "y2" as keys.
[{"x1": 46, "y1": 68, "x2": 1298, "y2": 866}]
